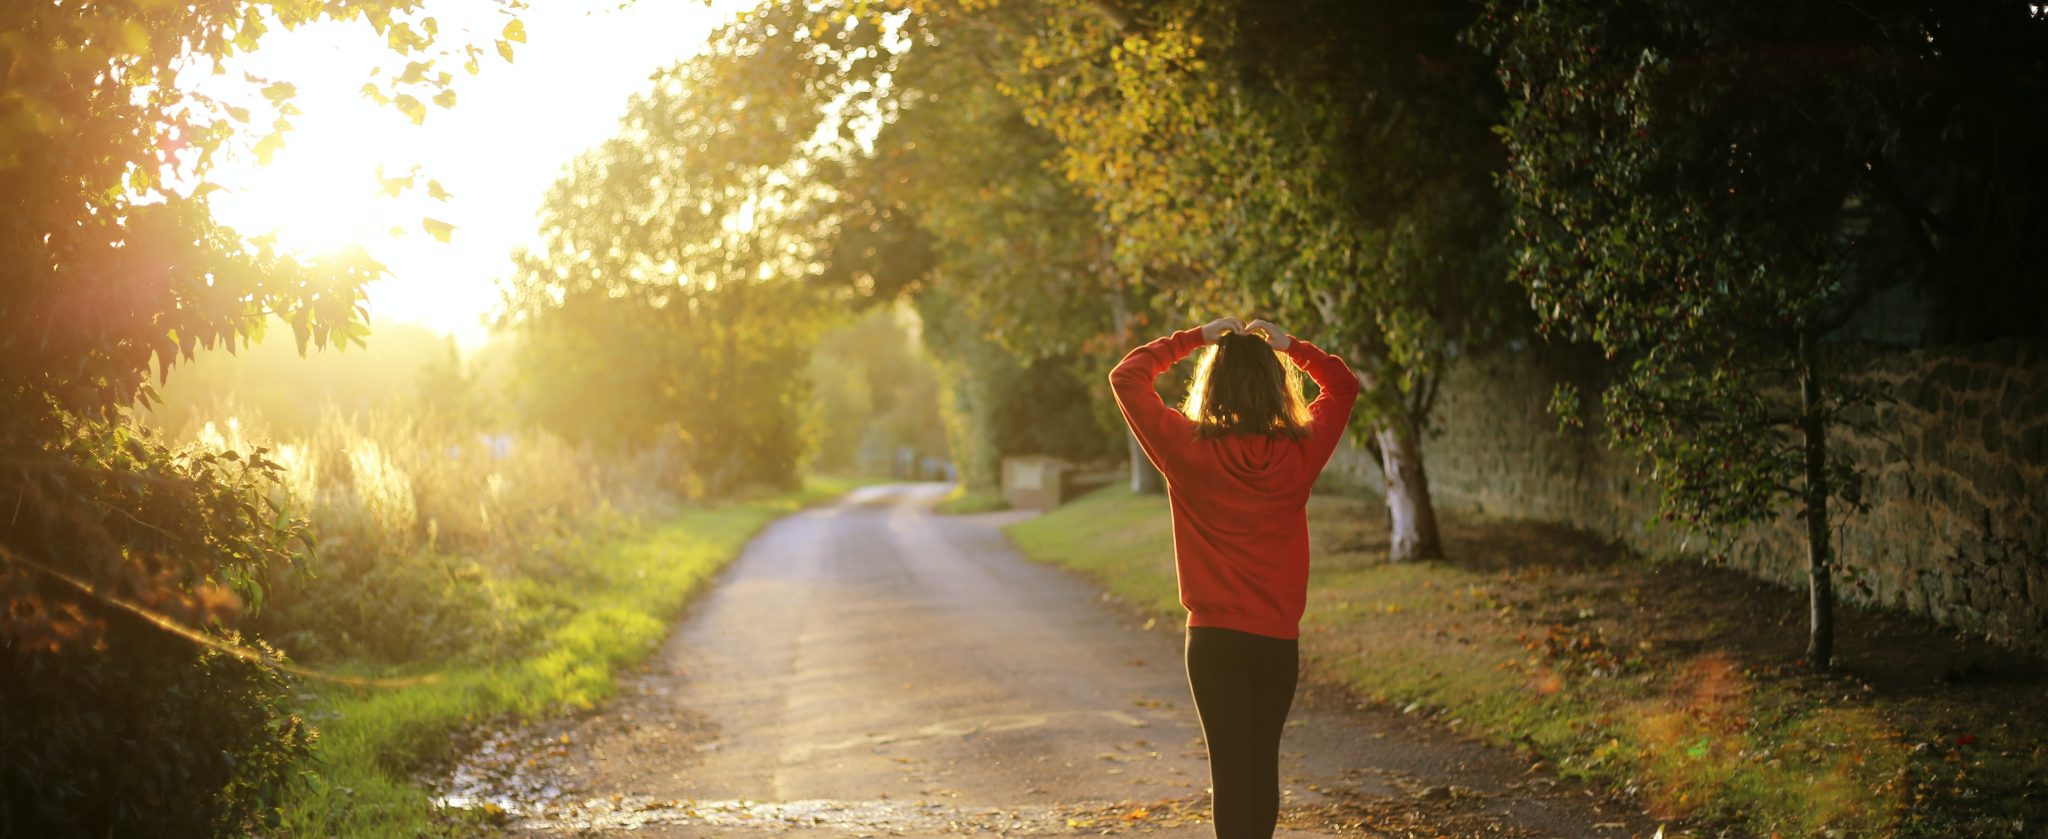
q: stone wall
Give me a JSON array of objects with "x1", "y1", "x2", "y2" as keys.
[{"x1": 1334, "y1": 341, "x2": 2048, "y2": 655}]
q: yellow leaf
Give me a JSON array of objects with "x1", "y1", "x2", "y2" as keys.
[
  {"x1": 253, "y1": 132, "x2": 285, "y2": 165},
  {"x1": 422, "y1": 217, "x2": 455, "y2": 243},
  {"x1": 118, "y1": 20, "x2": 151, "y2": 56},
  {"x1": 392, "y1": 94, "x2": 426, "y2": 124},
  {"x1": 501, "y1": 18, "x2": 526, "y2": 44}
]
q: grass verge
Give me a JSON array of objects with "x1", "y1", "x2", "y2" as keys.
[
  {"x1": 273, "y1": 477, "x2": 858, "y2": 837},
  {"x1": 1005, "y1": 486, "x2": 2046, "y2": 839},
  {"x1": 932, "y1": 484, "x2": 1010, "y2": 515}
]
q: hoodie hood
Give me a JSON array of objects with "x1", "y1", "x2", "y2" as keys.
[{"x1": 1206, "y1": 433, "x2": 1305, "y2": 495}]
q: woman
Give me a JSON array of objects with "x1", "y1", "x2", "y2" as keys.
[{"x1": 1108, "y1": 316, "x2": 1359, "y2": 839}]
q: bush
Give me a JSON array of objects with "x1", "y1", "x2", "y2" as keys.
[
  {"x1": 1, "y1": 620, "x2": 315, "y2": 837},
  {"x1": 1, "y1": 411, "x2": 319, "y2": 837}
]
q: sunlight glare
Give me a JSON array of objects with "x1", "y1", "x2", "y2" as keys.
[
  {"x1": 215, "y1": 132, "x2": 396, "y2": 257},
  {"x1": 194, "y1": 0, "x2": 745, "y2": 347}
]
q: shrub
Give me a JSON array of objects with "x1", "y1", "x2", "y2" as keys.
[
  {"x1": 1, "y1": 415, "x2": 317, "y2": 837},
  {"x1": 0, "y1": 628, "x2": 315, "y2": 837}
]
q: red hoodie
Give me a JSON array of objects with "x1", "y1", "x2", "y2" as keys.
[{"x1": 1109, "y1": 328, "x2": 1360, "y2": 640}]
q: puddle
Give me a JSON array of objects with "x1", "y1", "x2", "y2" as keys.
[
  {"x1": 463, "y1": 794, "x2": 1085, "y2": 834},
  {"x1": 434, "y1": 725, "x2": 1220, "y2": 834},
  {"x1": 430, "y1": 719, "x2": 1179, "y2": 835},
  {"x1": 431, "y1": 722, "x2": 576, "y2": 819}
]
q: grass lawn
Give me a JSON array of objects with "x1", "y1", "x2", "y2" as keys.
[
  {"x1": 1006, "y1": 486, "x2": 2047, "y2": 839},
  {"x1": 273, "y1": 477, "x2": 858, "y2": 837},
  {"x1": 932, "y1": 483, "x2": 1011, "y2": 515}
]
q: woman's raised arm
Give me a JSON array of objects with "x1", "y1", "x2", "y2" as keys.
[
  {"x1": 1280, "y1": 336, "x2": 1360, "y2": 471},
  {"x1": 1108, "y1": 318, "x2": 1241, "y2": 477}
]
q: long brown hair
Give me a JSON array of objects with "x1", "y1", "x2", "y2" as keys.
[{"x1": 1180, "y1": 332, "x2": 1312, "y2": 439}]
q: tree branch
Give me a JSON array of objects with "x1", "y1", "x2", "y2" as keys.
[{"x1": 1087, "y1": 0, "x2": 1135, "y2": 33}]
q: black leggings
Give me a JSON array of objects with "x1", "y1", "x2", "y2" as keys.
[{"x1": 1184, "y1": 626, "x2": 1299, "y2": 839}]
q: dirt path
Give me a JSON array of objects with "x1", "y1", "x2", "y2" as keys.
[{"x1": 437, "y1": 483, "x2": 1659, "y2": 837}]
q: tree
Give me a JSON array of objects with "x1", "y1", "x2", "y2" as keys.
[
  {"x1": 994, "y1": 0, "x2": 1518, "y2": 559},
  {"x1": 501, "y1": 25, "x2": 839, "y2": 494},
  {"x1": 697, "y1": 1, "x2": 1142, "y2": 492},
  {"x1": 915, "y1": 286, "x2": 1126, "y2": 489},
  {"x1": 805, "y1": 305, "x2": 949, "y2": 477},
  {"x1": 1477, "y1": 0, "x2": 2048, "y2": 666},
  {"x1": 0, "y1": 0, "x2": 522, "y2": 830},
  {"x1": 830, "y1": 2, "x2": 1155, "y2": 491}
]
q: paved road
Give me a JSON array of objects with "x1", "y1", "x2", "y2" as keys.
[{"x1": 439, "y1": 483, "x2": 1658, "y2": 837}]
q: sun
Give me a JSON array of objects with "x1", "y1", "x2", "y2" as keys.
[
  {"x1": 190, "y1": 0, "x2": 741, "y2": 348},
  {"x1": 214, "y1": 132, "x2": 403, "y2": 257},
  {"x1": 193, "y1": 14, "x2": 426, "y2": 261}
]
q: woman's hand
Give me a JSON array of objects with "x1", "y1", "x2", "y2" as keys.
[
  {"x1": 1246, "y1": 319, "x2": 1291, "y2": 351},
  {"x1": 1200, "y1": 317, "x2": 1246, "y2": 343}
]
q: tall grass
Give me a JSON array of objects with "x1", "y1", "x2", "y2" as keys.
[
  {"x1": 166, "y1": 402, "x2": 861, "y2": 834},
  {"x1": 176, "y1": 402, "x2": 679, "y2": 666}
]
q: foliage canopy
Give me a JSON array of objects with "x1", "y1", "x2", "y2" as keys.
[{"x1": 0, "y1": 0, "x2": 523, "y2": 830}]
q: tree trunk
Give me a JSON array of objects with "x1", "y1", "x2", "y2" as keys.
[
  {"x1": 1798, "y1": 331, "x2": 1835, "y2": 669},
  {"x1": 1128, "y1": 430, "x2": 1164, "y2": 494},
  {"x1": 717, "y1": 270, "x2": 746, "y2": 497},
  {"x1": 1375, "y1": 417, "x2": 1443, "y2": 562},
  {"x1": 1110, "y1": 286, "x2": 1164, "y2": 495}
]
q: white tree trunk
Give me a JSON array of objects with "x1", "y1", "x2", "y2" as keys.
[
  {"x1": 1375, "y1": 420, "x2": 1444, "y2": 562},
  {"x1": 1129, "y1": 429, "x2": 1164, "y2": 494},
  {"x1": 1109, "y1": 292, "x2": 1163, "y2": 495}
]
